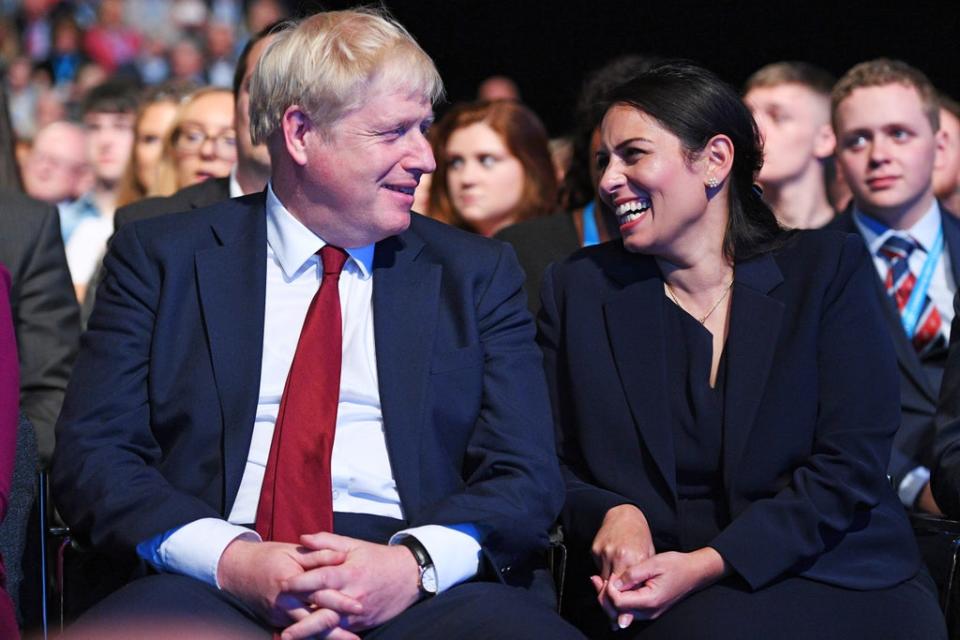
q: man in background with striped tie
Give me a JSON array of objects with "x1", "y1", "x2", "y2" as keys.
[{"x1": 827, "y1": 58, "x2": 956, "y2": 515}]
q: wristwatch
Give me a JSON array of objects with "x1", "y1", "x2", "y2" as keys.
[{"x1": 397, "y1": 536, "x2": 438, "y2": 598}]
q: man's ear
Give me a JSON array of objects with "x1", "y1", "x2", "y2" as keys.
[
  {"x1": 933, "y1": 126, "x2": 950, "y2": 173},
  {"x1": 813, "y1": 123, "x2": 836, "y2": 160},
  {"x1": 281, "y1": 106, "x2": 313, "y2": 167}
]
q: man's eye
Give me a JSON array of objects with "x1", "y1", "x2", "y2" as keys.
[
  {"x1": 891, "y1": 128, "x2": 911, "y2": 141},
  {"x1": 844, "y1": 135, "x2": 867, "y2": 150}
]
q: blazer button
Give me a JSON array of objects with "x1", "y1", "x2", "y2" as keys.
[{"x1": 500, "y1": 565, "x2": 512, "y2": 574}]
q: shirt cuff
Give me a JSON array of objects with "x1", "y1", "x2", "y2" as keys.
[
  {"x1": 390, "y1": 524, "x2": 481, "y2": 593},
  {"x1": 136, "y1": 518, "x2": 261, "y2": 589},
  {"x1": 898, "y1": 466, "x2": 931, "y2": 508}
]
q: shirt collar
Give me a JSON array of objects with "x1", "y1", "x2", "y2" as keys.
[
  {"x1": 228, "y1": 165, "x2": 244, "y2": 198},
  {"x1": 853, "y1": 200, "x2": 942, "y2": 255},
  {"x1": 265, "y1": 182, "x2": 375, "y2": 280}
]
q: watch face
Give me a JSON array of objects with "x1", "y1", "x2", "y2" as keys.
[{"x1": 421, "y1": 565, "x2": 439, "y2": 594}]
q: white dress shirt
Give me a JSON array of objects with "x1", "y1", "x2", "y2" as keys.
[
  {"x1": 137, "y1": 183, "x2": 480, "y2": 592},
  {"x1": 853, "y1": 201, "x2": 956, "y2": 506}
]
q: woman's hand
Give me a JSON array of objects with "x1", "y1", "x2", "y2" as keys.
[
  {"x1": 603, "y1": 547, "x2": 728, "y2": 629},
  {"x1": 589, "y1": 504, "x2": 657, "y2": 625},
  {"x1": 591, "y1": 504, "x2": 656, "y2": 581}
]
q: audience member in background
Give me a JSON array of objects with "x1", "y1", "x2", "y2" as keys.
[
  {"x1": 548, "y1": 136, "x2": 573, "y2": 185},
  {"x1": 934, "y1": 94, "x2": 960, "y2": 215},
  {"x1": 744, "y1": 61, "x2": 837, "y2": 229},
  {"x1": 5, "y1": 57, "x2": 40, "y2": 140},
  {"x1": 114, "y1": 23, "x2": 280, "y2": 230},
  {"x1": 83, "y1": 0, "x2": 141, "y2": 74},
  {"x1": 827, "y1": 59, "x2": 954, "y2": 515},
  {"x1": 168, "y1": 36, "x2": 208, "y2": 85},
  {"x1": 40, "y1": 13, "x2": 88, "y2": 89},
  {"x1": 477, "y1": 75, "x2": 520, "y2": 102},
  {"x1": 428, "y1": 100, "x2": 556, "y2": 237},
  {"x1": 21, "y1": 121, "x2": 91, "y2": 206},
  {"x1": 61, "y1": 79, "x2": 138, "y2": 299},
  {"x1": 0, "y1": 82, "x2": 80, "y2": 466},
  {"x1": 0, "y1": 263, "x2": 20, "y2": 639},
  {"x1": 539, "y1": 60, "x2": 945, "y2": 640},
  {"x1": 116, "y1": 81, "x2": 198, "y2": 208},
  {"x1": 496, "y1": 56, "x2": 651, "y2": 312},
  {"x1": 149, "y1": 87, "x2": 236, "y2": 197},
  {"x1": 205, "y1": 21, "x2": 237, "y2": 88}
]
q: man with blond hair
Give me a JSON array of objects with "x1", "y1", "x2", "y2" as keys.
[
  {"x1": 744, "y1": 61, "x2": 837, "y2": 229},
  {"x1": 827, "y1": 58, "x2": 956, "y2": 514},
  {"x1": 52, "y1": 10, "x2": 580, "y2": 639}
]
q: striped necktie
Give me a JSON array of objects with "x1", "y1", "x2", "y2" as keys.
[{"x1": 878, "y1": 234, "x2": 944, "y2": 355}]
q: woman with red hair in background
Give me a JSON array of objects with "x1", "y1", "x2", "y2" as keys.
[{"x1": 428, "y1": 100, "x2": 557, "y2": 237}]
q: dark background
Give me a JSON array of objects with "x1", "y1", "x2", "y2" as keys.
[{"x1": 298, "y1": 0, "x2": 960, "y2": 135}]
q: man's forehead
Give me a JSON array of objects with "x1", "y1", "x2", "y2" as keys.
[{"x1": 836, "y1": 83, "x2": 928, "y2": 129}]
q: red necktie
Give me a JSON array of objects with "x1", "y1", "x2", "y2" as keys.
[
  {"x1": 879, "y1": 234, "x2": 943, "y2": 355},
  {"x1": 255, "y1": 245, "x2": 349, "y2": 543}
]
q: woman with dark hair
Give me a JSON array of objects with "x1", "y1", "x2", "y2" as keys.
[
  {"x1": 538, "y1": 61, "x2": 945, "y2": 638},
  {"x1": 428, "y1": 99, "x2": 557, "y2": 236}
]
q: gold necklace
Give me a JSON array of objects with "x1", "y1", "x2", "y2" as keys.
[{"x1": 665, "y1": 278, "x2": 734, "y2": 325}]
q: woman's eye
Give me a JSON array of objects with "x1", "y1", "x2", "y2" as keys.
[
  {"x1": 448, "y1": 157, "x2": 464, "y2": 170},
  {"x1": 480, "y1": 155, "x2": 497, "y2": 168}
]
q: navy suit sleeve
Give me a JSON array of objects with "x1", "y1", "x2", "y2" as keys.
[
  {"x1": 933, "y1": 289, "x2": 960, "y2": 517},
  {"x1": 710, "y1": 236, "x2": 902, "y2": 589},
  {"x1": 417, "y1": 243, "x2": 564, "y2": 573},
  {"x1": 52, "y1": 223, "x2": 220, "y2": 554}
]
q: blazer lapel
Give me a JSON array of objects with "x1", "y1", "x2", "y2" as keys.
[
  {"x1": 603, "y1": 256, "x2": 677, "y2": 501},
  {"x1": 195, "y1": 196, "x2": 267, "y2": 514},
  {"x1": 372, "y1": 229, "x2": 440, "y2": 518},
  {"x1": 722, "y1": 254, "x2": 785, "y2": 488},
  {"x1": 836, "y1": 211, "x2": 937, "y2": 402}
]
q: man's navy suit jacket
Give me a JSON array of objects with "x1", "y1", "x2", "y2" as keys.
[
  {"x1": 52, "y1": 192, "x2": 563, "y2": 586},
  {"x1": 827, "y1": 210, "x2": 960, "y2": 488}
]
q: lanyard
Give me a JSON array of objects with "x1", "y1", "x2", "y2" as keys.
[
  {"x1": 581, "y1": 201, "x2": 600, "y2": 247},
  {"x1": 900, "y1": 227, "x2": 943, "y2": 338}
]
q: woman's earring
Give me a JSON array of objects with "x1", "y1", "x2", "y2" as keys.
[{"x1": 706, "y1": 176, "x2": 720, "y2": 189}]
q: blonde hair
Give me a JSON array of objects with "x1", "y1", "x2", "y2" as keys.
[
  {"x1": 249, "y1": 8, "x2": 443, "y2": 144},
  {"x1": 116, "y1": 80, "x2": 199, "y2": 207},
  {"x1": 832, "y1": 58, "x2": 940, "y2": 132},
  {"x1": 149, "y1": 86, "x2": 234, "y2": 197}
]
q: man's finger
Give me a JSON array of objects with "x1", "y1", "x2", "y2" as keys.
[
  {"x1": 281, "y1": 566, "x2": 343, "y2": 593},
  {"x1": 304, "y1": 589, "x2": 363, "y2": 615},
  {"x1": 279, "y1": 607, "x2": 344, "y2": 640},
  {"x1": 299, "y1": 531, "x2": 355, "y2": 552},
  {"x1": 294, "y1": 548, "x2": 348, "y2": 569}
]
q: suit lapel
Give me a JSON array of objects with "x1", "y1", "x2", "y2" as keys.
[
  {"x1": 194, "y1": 195, "x2": 267, "y2": 514},
  {"x1": 836, "y1": 213, "x2": 938, "y2": 404},
  {"x1": 603, "y1": 255, "x2": 677, "y2": 500},
  {"x1": 372, "y1": 228, "x2": 440, "y2": 518},
  {"x1": 722, "y1": 254, "x2": 785, "y2": 488}
]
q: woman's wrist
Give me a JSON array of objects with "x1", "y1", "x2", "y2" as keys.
[{"x1": 692, "y1": 547, "x2": 730, "y2": 585}]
